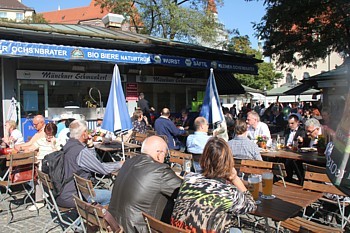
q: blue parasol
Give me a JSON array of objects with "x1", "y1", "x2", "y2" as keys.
[
  {"x1": 101, "y1": 65, "x2": 132, "y2": 159},
  {"x1": 200, "y1": 68, "x2": 228, "y2": 141},
  {"x1": 200, "y1": 68, "x2": 225, "y2": 124}
]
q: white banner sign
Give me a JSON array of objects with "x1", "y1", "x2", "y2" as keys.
[
  {"x1": 17, "y1": 70, "x2": 127, "y2": 82},
  {"x1": 136, "y1": 75, "x2": 206, "y2": 85}
]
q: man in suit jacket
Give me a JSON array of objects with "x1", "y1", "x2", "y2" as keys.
[
  {"x1": 284, "y1": 113, "x2": 307, "y2": 147},
  {"x1": 283, "y1": 113, "x2": 307, "y2": 184}
]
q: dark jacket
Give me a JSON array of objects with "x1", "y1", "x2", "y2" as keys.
[
  {"x1": 56, "y1": 138, "x2": 89, "y2": 208},
  {"x1": 108, "y1": 154, "x2": 182, "y2": 233},
  {"x1": 284, "y1": 127, "x2": 308, "y2": 147},
  {"x1": 154, "y1": 117, "x2": 186, "y2": 150}
]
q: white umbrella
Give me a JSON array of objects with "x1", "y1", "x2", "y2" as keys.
[{"x1": 7, "y1": 97, "x2": 17, "y2": 122}]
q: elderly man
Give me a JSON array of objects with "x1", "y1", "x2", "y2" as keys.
[
  {"x1": 15, "y1": 114, "x2": 46, "y2": 151},
  {"x1": 154, "y1": 108, "x2": 186, "y2": 150},
  {"x1": 186, "y1": 117, "x2": 211, "y2": 172},
  {"x1": 228, "y1": 119, "x2": 262, "y2": 161},
  {"x1": 109, "y1": 136, "x2": 182, "y2": 232},
  {"x1": 301, "y1": 118, "x2": 329, "y2": 147},
  {"x1": 56, "y1": 120, "x2": 123, "y2": 208},
  {"x1": 246, "y1": 111, "x2": 272, "y2": 146}
]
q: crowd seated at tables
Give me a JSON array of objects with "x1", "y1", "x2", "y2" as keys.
[{"x1": 0, "y1": 100, "x2": 341, "y2": 232}]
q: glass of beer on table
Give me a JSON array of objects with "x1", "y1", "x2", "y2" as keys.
[
  {"x1": 261, "y1": 172, "x2": 275, "y2": 199},
  {"x1": 248, "y1": 175, "x2": 261, "y2": 204}
]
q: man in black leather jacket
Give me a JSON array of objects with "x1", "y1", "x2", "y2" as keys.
[{"x1": 108, "y1": 136, "x2": 182, "y2": 232}]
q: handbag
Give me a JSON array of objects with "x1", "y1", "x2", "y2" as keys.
[{"x1": 10, "y1": 165, "x2": 37, "y2": 183}]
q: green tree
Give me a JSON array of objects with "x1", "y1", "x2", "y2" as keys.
[
  {"x1": 95, "y1": 0, "x2": 224, "y2": 44},
  {"x1": 228, "y1": 36, "x2": 282, "y2": 90},
  {"x1": 246, "y1": 0, "x2": 350, "y2": 67},
  {"x1": 23, "y1": 14, "x2": 48, "y2": 23}
]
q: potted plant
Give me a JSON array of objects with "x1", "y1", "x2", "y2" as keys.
[
  {"x1": 257, "y1": 135, "x2": 268, "y2": 149},
  {"x1": 316, "y1": 135, "x2": 326, "y2": 155}
]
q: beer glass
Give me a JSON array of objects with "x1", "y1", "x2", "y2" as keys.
[
  {"x1": 248, "y1": 175, "x2": 261, "y2": 204},
  {"x1": 261, "y1": 172, "x2": 275, "y2": 199}
]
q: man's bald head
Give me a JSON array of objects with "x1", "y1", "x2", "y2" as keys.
[
  {"x1": 141, "y1": 136, "x2": 168, "y2": 163},
  {"x1": 33, "y1": 114, "x2": 45, "y2": 131},
  {"x1": 161, "y1": 108, "x2": 170, "y2": 117}
]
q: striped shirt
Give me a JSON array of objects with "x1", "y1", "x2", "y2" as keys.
[{"x1": 77, "y1": 147, "x2": 122, "y2": 175}]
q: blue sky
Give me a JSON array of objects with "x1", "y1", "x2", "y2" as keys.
[{"x1": 22, "y1": 0, "x2": 266, "y2": 48}]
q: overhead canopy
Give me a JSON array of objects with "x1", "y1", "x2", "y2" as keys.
[
  {"x1": 242, "y1": 85, "x2": 264, "y2": 94},
  {"x1": 0, "y1": 22, "x2": 262, "y2": 74},
  {"x1": 284, "y1": 83, "x2": 316, "y2": 95},
  {"x1": 266, "y1": 84, "x2": 320, "y2": 96},
  {"x1": 215, "y1": 72, "x2": 245, "y2": 95}
]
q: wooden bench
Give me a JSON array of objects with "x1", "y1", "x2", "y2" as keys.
[{"x1": 281, "y1": 216, "x2": 343, "y2": 233}]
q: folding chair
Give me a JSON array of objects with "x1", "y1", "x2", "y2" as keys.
[
  {"x1": 73, "y1": 173, "x2": 97, "y2": 203},
  {"x1": 73, "y1": 195, "x2": 123, "y2": 233},
  {"x1": 142, "y1": 212, "x2": 190, "y2": 233},
  {"x1": 0, "y1": 151, "x2": 38, "y2": 223},
  {"x1": 301, "y1": 163, "x2": 350, "y2": 229},
  {"x1": 37, "y1": 170, "x2": 81, "y2": 232},
  {"x1": 169, "y1": 150, "x2": 192, "y2": 173}
]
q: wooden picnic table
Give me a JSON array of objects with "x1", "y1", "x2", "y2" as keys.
[
  {"x1": 261, "y1": 149, "x2": 326, "y2": 166},
  {"x1": 252, "y1": 182, "x2": 323, "y2": 232},
  {"x1": 94, "y1": 141, "x2": 141, "y2": 162}
]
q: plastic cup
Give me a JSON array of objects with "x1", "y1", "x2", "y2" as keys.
[
  {"x1": 261, "y1": 172, "x2": 275, "y2": 199},
  {"x1": 248, "y1": 175, "x2": 261, "y2": 204}
]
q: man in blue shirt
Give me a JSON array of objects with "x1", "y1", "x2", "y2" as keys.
[
  {"x1": 154, "y1": 108, "x2": 186, "y2": 150},
  {"x1": 186, "y1": 117, "x2": 211, "y2": 172}
]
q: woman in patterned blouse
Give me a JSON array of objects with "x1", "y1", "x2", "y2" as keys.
[
  {"x1": 171, "y1": 137, "x2": 257, "y2": 233},
  {"x1": 132, "y1": 109, "x2": 151, "y2": 134}
]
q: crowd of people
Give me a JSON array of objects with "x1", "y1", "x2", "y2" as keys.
[{"x1": 0, "y1": 96, "x2": 336, "y2": 232}]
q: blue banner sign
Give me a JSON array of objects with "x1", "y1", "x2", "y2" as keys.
[
  {"x1": 0, "y1": 40, "x2": 258, "y2": 74},
  {"x1": 151, "y1": 55, "x2": 258, "y2": 74}
]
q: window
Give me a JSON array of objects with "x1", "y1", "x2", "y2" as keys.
[
  {"x1": 16, "y1": 13, "x2": 24, "y2": 21},
  {"x1": 0, "y1": 12, "x2": 7, "y2": 18}
]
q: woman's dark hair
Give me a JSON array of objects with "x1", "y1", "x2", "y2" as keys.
[
  {"x1": 200, "y1": 137, "x2": 234, "y2": 180},
  {"x1": 45, "y1": 122, "x2": 58, "y2": 136}
]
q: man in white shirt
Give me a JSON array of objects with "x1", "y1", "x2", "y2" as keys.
[{"x1": 246, "y1": 111, "x2": 272, "y2": 146}]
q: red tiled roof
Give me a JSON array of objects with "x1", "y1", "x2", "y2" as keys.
[
  {"x1": 41, "y1": 0, "x2": 108, "y2": 24},
  {"x1": 0, "y1": 0, "x2": 33, "y2": 11}
]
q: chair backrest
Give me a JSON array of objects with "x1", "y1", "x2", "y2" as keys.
[
  {"x1": 239, "y1": 160, "x2": 273, "y2": 175},
  {"x1": 133, "y1": 131, "x2": 148, "y2": 145},
  {"x1": 169, "y1": 150, "x2": 192, "y2": 167},
  {"x1": 146, "y1": 130, "x2": 157, "y2": 136},
  {"x1": 142, "y1": 212, "x2": 190, "y2": 233},
  {"x1": 302, "y1": 163, "x2": 345, "y2": 196},
  {"x1": 73, "y1": 195, "x2": 123, "y2": 233},
  {"x1": 6, "y1": 152, "x2": 36, "y2": 184},
  {"x1": 73, "y1": 173, "x2": 96, "y2": 201}
]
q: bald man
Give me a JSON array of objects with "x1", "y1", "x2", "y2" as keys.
[
  {"x1": 108, "y1": 136, "x2": 182, "y2": 232},
  {"x1": 15, "y1": 114, "x2": 46, "y2": 152},
  {"x1": 154, "y1": 108, "x2": 186, "y2": 150}
]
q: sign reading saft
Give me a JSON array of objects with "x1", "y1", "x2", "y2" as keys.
[{"x1": 152, "y1": 55, "x2": 257, "y2": 74}]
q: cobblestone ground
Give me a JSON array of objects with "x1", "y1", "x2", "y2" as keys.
[{"x1": 0, "y1": 201, "x2": 65, "y2": 233}]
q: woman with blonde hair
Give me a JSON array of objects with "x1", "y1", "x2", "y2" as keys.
[
  {"x1": 2, "y1": 120, "x2": 24, "y2": 146},
  {"x1": 171, "y1": 137, "x2": 256, "y2": 233}
]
